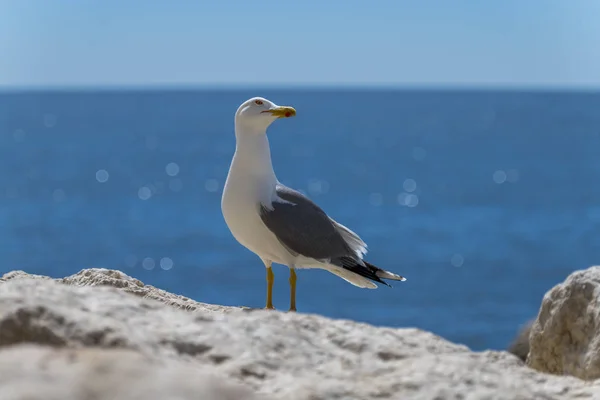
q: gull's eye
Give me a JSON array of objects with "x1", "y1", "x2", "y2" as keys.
[{"x1": 254, "y1": 100, "x2": 264, "y2": 106}]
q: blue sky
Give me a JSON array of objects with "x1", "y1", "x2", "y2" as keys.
[{"x1": 1, "y1": 0, "x2": 600, "y2": 88}]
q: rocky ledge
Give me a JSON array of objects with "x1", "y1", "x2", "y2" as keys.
[{"x1": 1, "y1": 268, "x2": 600, "y2": 399}]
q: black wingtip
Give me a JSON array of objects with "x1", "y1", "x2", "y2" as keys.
[{"x1": 337, "y1": 257, "x2": 394, "y2": 287}]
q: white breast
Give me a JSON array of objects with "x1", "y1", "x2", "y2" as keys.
[{"x1": 221, "y1": 134, "x2": 292, "y2": 265}]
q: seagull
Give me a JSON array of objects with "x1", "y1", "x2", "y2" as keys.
[{"x1": 221, "y1": 97, "x2": 406, "y2": 312}]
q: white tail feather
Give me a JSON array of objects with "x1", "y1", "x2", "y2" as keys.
[{"x1": 325, "y1": 266, "x2": 378, "y2": 289}]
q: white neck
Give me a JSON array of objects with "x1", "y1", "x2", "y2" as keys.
[{"x1": 230, "y1": 126, "x2": 277, "y2": 182}]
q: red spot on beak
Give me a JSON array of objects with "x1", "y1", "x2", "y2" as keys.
[{"x1": 285, "y1": 112, "x2": 291, "y2": 117}]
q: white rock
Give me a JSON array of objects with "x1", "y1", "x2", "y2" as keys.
[
  {"x1": 529, "y1": 266, "x2": 600, "y2": 380},
  {"x1": 0, "y1": 268, "x2": 599, "y2": 399},
  {"x1": 0, "y1": 345, "x2": 257, "y2": 400}
]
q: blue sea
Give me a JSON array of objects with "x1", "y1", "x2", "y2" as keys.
[{"x1": 1, "y1": 88, "x2": 600, "y2": 351}]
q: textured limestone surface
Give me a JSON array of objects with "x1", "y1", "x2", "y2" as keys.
[
  {"x1": 0, "y1": 344, "x2": 257, "y2": 400},
  {"x1": 529, "y1": 266, "x2": 600, "y2": 381},
  {"x1": 0, "y1": 268, "x2": 599, "y2": 399}
]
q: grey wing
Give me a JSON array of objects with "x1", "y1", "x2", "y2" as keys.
[{"x1": 259, "y1": 184, "x2": 357, "y2": 261}]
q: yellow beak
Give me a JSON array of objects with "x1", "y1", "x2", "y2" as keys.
[{"x1": 262, "y1": 106, "x2": 297, "y2": 118}]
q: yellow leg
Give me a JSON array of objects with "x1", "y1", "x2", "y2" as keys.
[
  {"x1": 289, "y1": 268, "x2": 297, "y2": 312},
  {"x1": 265, "y1": 266, "x2": 275, "y2": 310}
]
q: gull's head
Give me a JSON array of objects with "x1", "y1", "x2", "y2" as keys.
[{"x1": 235, "y1": 97, "x2": 296, "y2": 134}]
